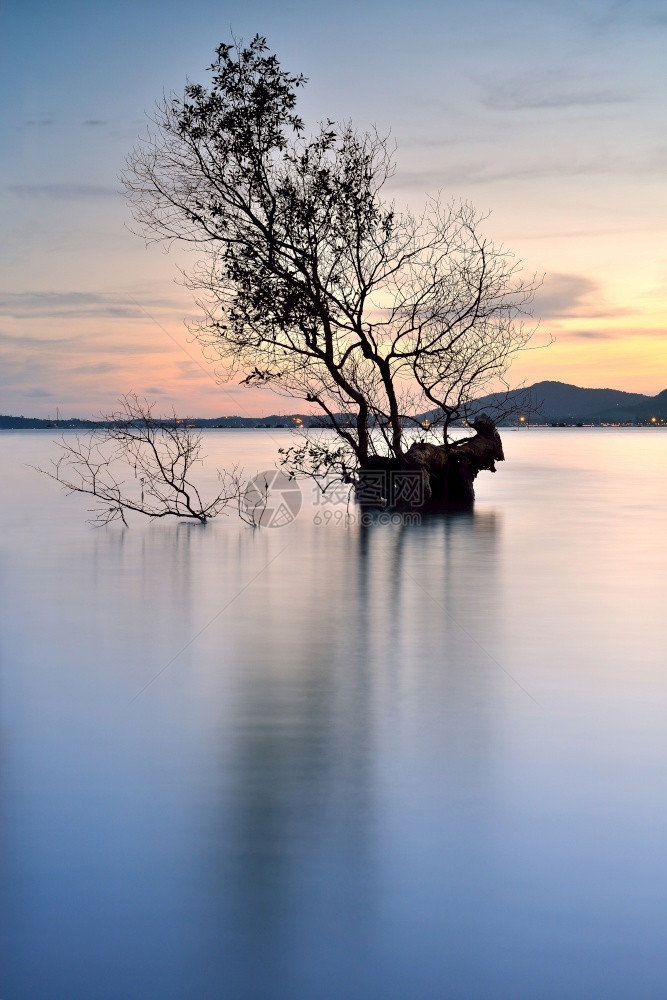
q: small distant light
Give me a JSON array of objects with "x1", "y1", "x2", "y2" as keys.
[
  {"x1": 519, "y1": 415, "x2": 526, "y2": 423},
  {"x1": 651, "y1": 416, "x2": 657, "y2": 423}
]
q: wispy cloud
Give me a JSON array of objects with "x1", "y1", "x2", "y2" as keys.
[
  {"x1": 174, "y1": 359, "x2": 211, "y2": 381},
  {"x1": 0, "y1": 330, "x2": 89, "y2": 349},
  {"x1": 561, "y1": 329, "x2": 615, "y2": 340},
  {"x1": 389, "y1": 143, "x2": 667, "y2": 188},
  {"x1": 70, "y1": 361, "x2": 122, "y2": 375},
  {"x1": 0, "y1": 329, "x2": 163, "y2": 356},
  {"x1": 590, "y1": 0, "x2": 667, "y2": 32},
  {"x1": 4, "y1": 183, "x2": 119, "y2": 200},
  {"x1": 0, "y1": 291, "x2": 182, "y2": 320},
  {"x1": 388, "y1": 159, "x2": 605, "y2": 190},
  {"x1": 83, "y1": 119, "x2": 106, "y2": 126},
  {"x1": 0, "y1": 292, "x2": 142, "y2": 320},
  {"x1": 482, "y1": 79, "x2": 631, "y2": 112},
  {"x1": 534, "y1": 274, "x2": 599, "y2": 318},
  {"x1": 516, "y1": 224, "x2": 665, "y2": 241},
  {"x1": 23, "y1": 387, "x2": 55, "y2": 398},
  {"x1": 533, "y1": 273, "x2": 629, "y2": 321}
]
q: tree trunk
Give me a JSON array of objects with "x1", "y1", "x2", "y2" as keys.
[{"x1": 357, "y1": 416, "x2": 504, "y2": 510}]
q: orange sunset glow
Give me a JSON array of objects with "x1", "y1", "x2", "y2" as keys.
[{"x1": 3, "y1": 0, "x2": 666, "y2": 416}]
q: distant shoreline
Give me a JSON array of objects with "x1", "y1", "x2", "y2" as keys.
[
  {"x1": 1, "y1": 420, "x2": 665, "y2": 431},
  {"x1": 3, "y1": 379, "x2": 666, "y2": 430}
]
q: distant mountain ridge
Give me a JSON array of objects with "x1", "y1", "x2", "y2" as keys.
[
  {"x1": 463, "y1": 381, "x2": 665, "y2": 423},
  {"x1": 2, "y1": 381, "x2": 666, "y2": 429}
]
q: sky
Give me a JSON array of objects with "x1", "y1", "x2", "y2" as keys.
[{"x1": 2, "y1": 0, "x2": 667, "y2": 417}]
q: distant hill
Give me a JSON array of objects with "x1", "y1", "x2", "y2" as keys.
[
  {"x1": 593, "y1": 388, "x2": 667, "y2": 423},
  {"x1": 468, "y1": 381, "x2": 655, "y2": 423},
  {"x1": 2, "y1": 382, "x2": 666, "y2": 429},
  {"x1": 0, "y1": 415, "x2": 104, "y2": 430}
]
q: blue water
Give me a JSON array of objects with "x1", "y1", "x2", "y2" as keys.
[{"x1": 1, "y1": 429, "x2": 666, "y2": 999}]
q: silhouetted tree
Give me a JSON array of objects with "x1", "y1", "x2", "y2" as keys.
[{"x1": 124, "y1": 36, "x2": 539, "y2": 506}]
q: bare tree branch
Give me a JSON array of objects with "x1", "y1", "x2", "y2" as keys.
[{"x1": 35, "y1": 395, "x2": 244, "y2": 525}]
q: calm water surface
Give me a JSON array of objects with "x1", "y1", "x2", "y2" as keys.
[{"x1": 1, "y1": 429, "x2": 666, "y2": 999}]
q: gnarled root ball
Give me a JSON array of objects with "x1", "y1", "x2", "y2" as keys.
[{"x1": 357, "y1": 416, "x2": 504, "y2": 511}]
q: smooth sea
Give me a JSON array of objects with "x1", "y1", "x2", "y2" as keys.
[{"x1": 1, "y1": 428, "x2": 666, "y2": 999}]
